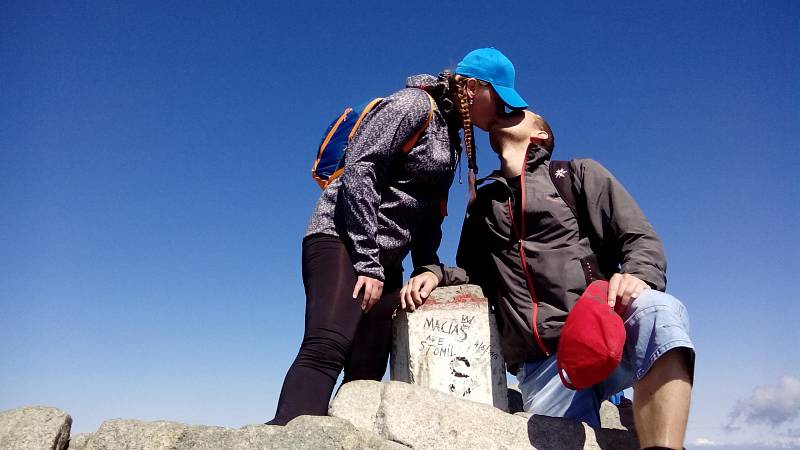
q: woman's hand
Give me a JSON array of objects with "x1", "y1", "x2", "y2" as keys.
[
  {"x1": 353, "y1": 275, "x2": 384, "y2": 313},
  {"x1": 399, "y1": 272, "x2": 439, "y2": 312}
]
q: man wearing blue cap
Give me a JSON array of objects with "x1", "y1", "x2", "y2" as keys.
[{"x1": 403, "y1": 51, "x2": 694, "y2": 450}]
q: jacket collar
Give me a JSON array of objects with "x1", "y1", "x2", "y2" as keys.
[
  {"x1": 524, "y1": 142, "x2": 552, "y2": 172},
  {"x1": 478, "y1": 142, "x2": 552, "y2": 187}
]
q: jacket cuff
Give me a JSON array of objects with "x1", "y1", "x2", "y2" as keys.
[
  {"x1": 623, "y1": 267, "x2": 666, "y2": 292},
  {"x1": 354, "y1": 261, "x2": 385, "y2": 282},
  {"x1": 412, "y1": 264, "x2": 444, "y2": 282},
  {"x1": 412, "y1": 264, "x2": 469, "y2": 287}
]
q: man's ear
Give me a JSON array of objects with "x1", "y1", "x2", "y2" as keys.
[{"x1": 531, "y1": 130, "x2": 550, "y2": 141}]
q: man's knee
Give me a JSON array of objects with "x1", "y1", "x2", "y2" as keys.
[
  {"x1": 638, "y1": 346, "x2": 695, "y2": 384},
  {"x1": 622, "y1": 290, "x2": 694, "y2": 381},
  {"x1": 624, "y1": 289, "x2": 692, "y2": 340},
  {"x1": 625, "y1": 290, "x2": 690, "y2": 329}
]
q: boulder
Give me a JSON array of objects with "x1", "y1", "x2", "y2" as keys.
[
  {"x1": 2, "y1": 383, "x2": 639, "y2": 449},
  {"x1": 67, "y1": 433, "x2": 92, "y2": 450},
  {"x1": 330, "y1": 380, "x2": 639, "y2": 450},
  {"x1": 0, "y1": 406, "x2": 71, "y2": 450},
  {"x1": 332, "y1": 380, "x2": 529, "y2": 448},
  {"x1": 599, "y1": 400, "x2": 625, "y2": 431},
  {"x1": 76, "y1": 415, "x2": 404, "y2": 450}
]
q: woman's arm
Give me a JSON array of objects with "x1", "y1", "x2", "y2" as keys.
[
  {"x1": 338, "y1": 88, "x2": 432, "y2": 310},
  {"x1": 339, "y1": 88, "x2": 431, "y2": 280}
]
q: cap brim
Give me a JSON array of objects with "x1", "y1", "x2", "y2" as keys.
[{"x1": 492, "y1": 84, "x2": 528, "y2": 110}]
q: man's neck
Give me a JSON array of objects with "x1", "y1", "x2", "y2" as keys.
[
  {"x1": 499, "y1": 150, "x2": 525, "y2": 178},
  {"x1": 498, "y1": 143, "x2": 528, "y2": 178},
  {"x1": 491, "y1": 110, "x2": 544, "y2": 178}
]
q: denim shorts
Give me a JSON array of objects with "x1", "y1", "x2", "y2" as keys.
[{"x1": 515, "y1": 289, "x2": 695, "y2": 427}]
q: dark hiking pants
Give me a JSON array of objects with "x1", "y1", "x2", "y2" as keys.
[{"x1": 268, "y1": 234, "x2": 401, "y2": 425}]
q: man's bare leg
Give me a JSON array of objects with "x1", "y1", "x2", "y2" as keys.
[{"x1": 632, "y1": 348, "x2": 693, "y2": 449}]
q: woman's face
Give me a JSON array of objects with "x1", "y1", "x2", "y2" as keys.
[{"x1": 469, "y1": 81, "x2": 505, "y2": 131}]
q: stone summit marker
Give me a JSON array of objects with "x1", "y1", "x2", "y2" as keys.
[{"x1": 391, "y1": 284, "x2": 509, "y2": 411}]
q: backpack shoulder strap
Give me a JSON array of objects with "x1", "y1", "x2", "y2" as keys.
[
  {"x1": 550, "y1": 159, "x2": 594, "y2": 240},
  {"x1": 348, "y1": 98, "x2": 383, "y2": 141},
  {"x1": 401, "y1": 91, "x2": 436, "y2": 154},
  {"x1": 549, "y1": 160, "x2": 579, "y2": 220},
  {"x1": 551, "y1": 159, "x2": 613, "y2": 282}
]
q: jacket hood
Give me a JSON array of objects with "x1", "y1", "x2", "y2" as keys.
[
  {"x1": 405, "y1": 73, "x2": 441, "y2": 89},
  {"x1": 405, "y1": 72, "x2": 461, "y2": 133}
]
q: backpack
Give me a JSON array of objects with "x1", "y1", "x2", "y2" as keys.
[
  {"x1": 311, "y1": 91, "x2": 436, "y2": 189},
  {"x1": 549, "y1": 160, "x2": 619, "y2": 281}
]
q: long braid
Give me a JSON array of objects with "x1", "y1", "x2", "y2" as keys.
[{"x1": 453, "y1": 75, "x2": 478, "y2": 203}]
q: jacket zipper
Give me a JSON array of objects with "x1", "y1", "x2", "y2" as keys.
[{"x1": 506, "y1": 152, "x2": 551, "y2": 357}]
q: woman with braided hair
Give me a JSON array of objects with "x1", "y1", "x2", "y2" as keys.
[{"x1": 268, "y1": 48, "x2": 529, "y2": 425}]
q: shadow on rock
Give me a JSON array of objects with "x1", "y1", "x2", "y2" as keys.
[
  {"x1": 507, "y1": 387, "x2": 524, "y2": 414},
  {"x1": 527, "y1": 414, "x2": 585, "y2": 450}
]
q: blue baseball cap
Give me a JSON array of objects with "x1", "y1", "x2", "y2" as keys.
[{"x1": 456, "y1": 48, "x2": 528, "y2": 110}]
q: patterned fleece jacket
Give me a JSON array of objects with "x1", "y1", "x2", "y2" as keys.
[{"x1": 305, "y1": 74, "x2": 462, "y2": 281}]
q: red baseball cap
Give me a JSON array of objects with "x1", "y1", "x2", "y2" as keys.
[{"x1": 557, "y1": 280, "x2": 626, "y2": 390}]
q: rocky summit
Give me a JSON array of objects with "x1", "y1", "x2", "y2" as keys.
[
  {"x1": 0, "y1": 407, "x2": 71, "y2": 450},
  {"x1": 0, "y1": 381, "x2": 637, "y2": 450}
]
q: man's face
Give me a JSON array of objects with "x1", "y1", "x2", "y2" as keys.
[
  {"x1": 488, "y1": 109, "x2": 525, "y2": 154},
  {"x1": 488, "y1": 111, "x2": 549, "y2": 153}
]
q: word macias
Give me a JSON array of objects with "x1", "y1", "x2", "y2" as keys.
[{"x1": 423, "y1": 317, "x2": 472, "y2": 342}]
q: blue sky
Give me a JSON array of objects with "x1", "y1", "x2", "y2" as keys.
[{"x1": 1, "y1": 1, "x2": 798, "y2": 448}]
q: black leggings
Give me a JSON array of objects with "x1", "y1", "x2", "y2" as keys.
[{"x1": 268, "y1": 234, "x2": 401, "y2": 425}]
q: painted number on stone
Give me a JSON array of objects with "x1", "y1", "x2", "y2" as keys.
[{"x1": 472, "y1": 339, "x2": 500, "y2": 361}]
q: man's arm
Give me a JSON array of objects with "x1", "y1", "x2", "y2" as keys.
[
  {"x1": 400, "y1": 201, "x2": 449, "y2": 311},
  {"x1": 455, "y1": 200, "x2": 498, "y2": 295},
  {"x1": 409, "y1": 199, "x2": 446, "y2": 270},
  {"x1": 401, "y1": 198, "x2": 496, "y2": 310},
  {"x1": 573, "y1": 159, "x2": 667, "y2": 312}
]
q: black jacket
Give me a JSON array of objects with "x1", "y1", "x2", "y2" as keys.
[{"x1": 422, "y1": 143, "x2": 666, "y2": 365}]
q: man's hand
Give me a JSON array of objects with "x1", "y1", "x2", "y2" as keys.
[
  {"x1": 353, "y1": 275, "x2": 384, "y2": 313},
  {"x1": 399, "y1": 272, "x2": 439, "y2": 312},
  {"x1": 607, "y1": 273, "x2": 650, "y2": 315}
]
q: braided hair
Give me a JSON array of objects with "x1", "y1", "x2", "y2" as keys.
[
  {"x1": 445, "y1": 73, "x2": 479, "y2": 203},
  {"x1": 422, "y1": 71, "x2": 482, "y2": 203}
]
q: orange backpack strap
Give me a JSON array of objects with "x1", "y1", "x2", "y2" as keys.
[
  {"x1": 313, "y1": 99, "x2": 383, "y2": 189},
  {"x1": 401, "y1": 92, "x2": 436, "y2": 154},
  {"x1": 312, "y1": 107, "x2": 353, "y2": 188},
  {"x1": 348, "y1": 98, "x2": 383, "y2": 141}
]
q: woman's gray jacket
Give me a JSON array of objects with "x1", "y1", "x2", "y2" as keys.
[{"x1": 306, "y1": 75, "x2": 462, "y2": 281}]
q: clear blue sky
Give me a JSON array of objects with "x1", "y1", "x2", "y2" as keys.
[{"x1": 2, "y1": 1, "x2": 798, "y2": 448}]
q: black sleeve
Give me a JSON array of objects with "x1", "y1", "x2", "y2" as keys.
[
  {"x1": 410, "y1": 200, "x2": 446, "y2": 269},
  {"x1": 573, "y1": 159, "x2": 667, "y2": 290}
]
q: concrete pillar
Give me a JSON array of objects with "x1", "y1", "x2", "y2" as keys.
[{"x1": 391, "y1": 284, "x2": 508, "y2": 411}]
